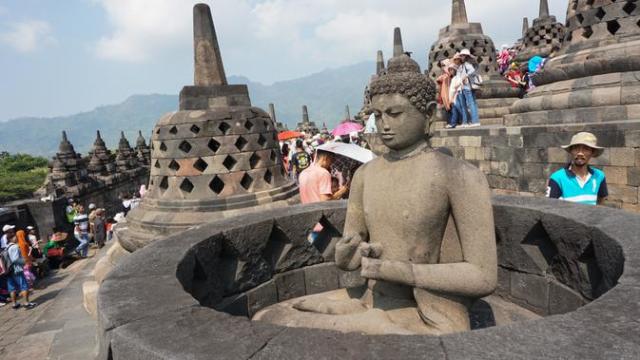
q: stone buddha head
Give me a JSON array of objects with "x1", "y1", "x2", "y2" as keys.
[{"x1": 369, "y1": 53, "x2": 437, "y2": 151}]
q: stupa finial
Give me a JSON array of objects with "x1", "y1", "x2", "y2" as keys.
[
  {"x1": 193, "y1": 3, "x2": 227, "y2": 86},
  {"x1": 268, "y1": 103, "x2": 277, "y2": 122},
  {"x1": 302, "y1": 105, "x2": 309, "y2": 123},
  {"x1": 345, "y1": 105, "x2": 351, "y2": 120},
  {"x1": 522, "y1": 17, "x2": 529, "y2": 37},
  {"x1": 451, "y1": 0, "x2": 469, "y2": 25},
  {"x1": 393, "y1": 27, "x2": 404, "y2": 57},
  {"x1": 62, "y1": 131, "x2": 68, "y2": 142},
  {"x1": 376, "y1": 50, "x2": 385, "y2": 75},
  {"x1": 539, "y1": 0, "x2": 549, "y2": 18}
]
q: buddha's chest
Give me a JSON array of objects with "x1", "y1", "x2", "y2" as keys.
[{"x1": 360, "y1": 160, "x2": 450, "y2": 261}]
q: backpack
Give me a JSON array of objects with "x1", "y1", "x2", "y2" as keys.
[
  {"x1": 471, "y1": 74, "x2": 483, "y2": 89},
  {"x1": 0, "y1": 244, "x2": 15, "y2": 276},
  {"x1": 294, "y1": 151, "x2": 311, "y2": 172}
]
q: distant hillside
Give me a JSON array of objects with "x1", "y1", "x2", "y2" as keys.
[{"x1": 0, "y1": 61, "x2": 373, "y2": 157}]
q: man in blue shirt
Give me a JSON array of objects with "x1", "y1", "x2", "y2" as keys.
[{"x1": 547, "y1": 132, "x2": 608, "y2": 206}]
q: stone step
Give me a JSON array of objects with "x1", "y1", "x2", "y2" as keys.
[{"x1": 82, "y1": 280, "x2": 99, "y2": 319}]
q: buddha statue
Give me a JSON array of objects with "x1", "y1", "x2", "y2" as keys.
[{"x1": 254, "y1": 28, "x2": 497, "y2": 335}]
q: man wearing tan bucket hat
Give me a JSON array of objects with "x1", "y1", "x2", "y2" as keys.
[{"x1": 547, "y1": 132, "x2": 608, "y2": 206}]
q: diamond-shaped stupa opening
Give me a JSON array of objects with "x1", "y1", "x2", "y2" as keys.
[
  {"x1": 190, "y1": 124, "x2": 201, "y2": 134},
  {"x1": 219, "y1": 122, "x2": 231, "y2": 135},
  {"x1": 235, "y1": 136, "x2": 248, "y2": 151},
  {"x1": 179, "y1": 141, "x2": 193, "y2": 154},
  {"x1": 240, "y1": 173, "x2": 253, "y2": 190},
  {"x1": 168, "y1": 160, "x2": 181, "y2": 171},
  {"x1": 159, "y1": 176, "x2": 169, "y2": 190},
  {"x1": 193, "y1": 158, "x2": 208, "y2": 172},
  {"x1": 209, "y1": 176, "x2": 224, "y2": 194},
  {"x1": 270, "y1": 150, "x2": 277, "y2": 162},
  {"x1": 244, "y1": 121, "x2": 254, "y2": 131},
  {"x1": 264, "y1": 169, "x2": 273, "y2": 184},
  {"x1": 180, "y1": 178, "x2": 194, "y2": 193},
  {"x1": 223, "y1": 155, "x2": 237, "y2": 171},
  {"x1": 169, "y1": 126, "x2": 178, "y2": 135},
  {"x1": 154, "y1": 160, "x2": 161, "y2": 169},
  {"x1": 249, "y1": 153, "x2": 260, "y2": 169},
  {"x1": 258, "y1": 134, "x2": 267, "y2": 147},
  {"x1": 521, "y1": 221, "x2": 558, "y2": 272},
  {"x1": 208, "y1": 139, "x2": 220, "y2": 153},
  {"x1": 159, "y1": 142, "x2": 168, "y2": 151}
]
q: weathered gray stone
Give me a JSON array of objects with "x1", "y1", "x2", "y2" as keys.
[
  {"x1": 548, "y1": 280, "x2": 586, "y2": 315},
  {"x1": 303, "y1": 263, "x2": 339, "y2": 295},
  {"x1": 274, "y1": 269, "x2": 306, "y2": 302}
]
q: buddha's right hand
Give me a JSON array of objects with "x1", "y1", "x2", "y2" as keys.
[
  {"x1": 359, "y1": 243, "x2": 383, "y2": 259},
  {"x1": 335, "y1": 234, "x2": 363, "y2": 271}
]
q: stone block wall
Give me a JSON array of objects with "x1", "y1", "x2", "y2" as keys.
[{"x1": 430, "y1": 121, "x2": 640, "y2": 211}]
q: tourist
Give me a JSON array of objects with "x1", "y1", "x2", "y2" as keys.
[
  {"x1": 65, "y1": 198, "x2": 78, "y2": 224},
  {"x1": 281, "y1": 143, "x2": 290, "y2": 176},
  {"x1": 505, "y1": 63, "x2": 527, "y2": 98},
  {"x1": 436, "y1": 59, "x2": 454, "y2": 116},
  {"x1": 93, "y1": 208, "x2": 107, "y2": 249},
  {"x1": 455, "y1": 50, "x2": 480, "y2": 127},
  {"x1": 291, "y1": 139, "x2": 312, "y2": 180},
  {"x1": 139, "y1": 184, "x2": 147, "y2": 198},
  {"x1": 1, "y1": 224, "x2": 15, "y2": 250},
  {"x1": 497, "y1": 44, "x2": 512, "y2": 74},
  {"x1": 88, "y1": 203, "x2": 97, "y2": 241},
  {"x1": 446, "y1": 63, "x2": 465, "y2": 129},
  {"x1": 44, "y1": 230, "x2": 66, "y2": 268},
  {"x1": 547, "y1": 132, "x2": 608, "y2": 206},
  {"x1": 73, "y1": 205, "x2": 90, "y2": 258},
  {"x1": 121, "y1": 193, "x2": 132, "y2": 215},
  {"x1": 298, "y1": 151, "x2": 349, "y2": 204},
  {"x1": 16, "y1": 230, "x2": 36, "y2": 288},
  {"x1": 4, "y1": 232, "x2": 37, "y2": 309}
]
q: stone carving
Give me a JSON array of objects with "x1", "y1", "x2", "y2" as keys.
[
  {"x1": 117, "y1": 3, "x2": 297, "y2": 252},
  {"x1": 295, "y1": 105, "x2": 320, "y2": 135},
  {"x1": 427, "y1": 0, "x2": 519, "y2": 125},
  {"x1": 268, "y1": 103, "x2": 287, "y2": 132},
  {"x1": 41, "y1": 130, "x2": 149, "y2": 199},
  {"x1": 505, "y1": 0, "x2": 640, "y2": 125},
  {"x1": 515, "y1": 0, "x2": 565, "y2": 62},
  {"x1": 254, "y1": 28, "x2": 497, "y2": 335}
]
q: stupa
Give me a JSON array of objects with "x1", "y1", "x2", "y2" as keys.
[
  {"x1": 47, "y1": 131, "x2": 90, "y2": 197},
  {"x1": 515, "y1": 0, "x2": 565, "y2": 62},
  {"x1": 135, "y1": 130, "x2": 151, "y2": 166},
  {"x1": 505, "y1": 0, "x2": 640, "y2": 125},
  {"x1": 268, "y1": 103, "x2": 287, "y2": 132},
  {"x1": 118, "y1": 3, "x2": 297, "y2": 252},
  {"x1": 295, "y1": 105, "x2": 319, "y2": 135},
  {"x1": 427, "y1": 0, "x2": 519, "y2": 124},
  {"x1": 87, "y1": 131, "x2": 116, "y2": 180},
  {"x1": 114, "y1": 131, "x2": 138, "y2": 176}
]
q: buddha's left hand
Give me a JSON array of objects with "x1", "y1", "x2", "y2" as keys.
[{"x1": 360, "y1": 257, "x2": 414, "y2": 286}]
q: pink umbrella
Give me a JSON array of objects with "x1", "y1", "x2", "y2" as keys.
[{"x1": 331, "y1": 121, "x2": 363, "y2": 137}]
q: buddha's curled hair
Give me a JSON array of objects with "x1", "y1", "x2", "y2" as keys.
[{"x1": 368, "y1": 68, "x2": 437, "y2": 116}]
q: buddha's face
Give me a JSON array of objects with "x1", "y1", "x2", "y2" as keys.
[{"x1": 371, "y1": 93, "x2": 430, "y2": 150}]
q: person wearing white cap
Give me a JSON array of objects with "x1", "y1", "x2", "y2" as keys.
[
  {"x1": 1, "y1": 224, "x2": 16, "y2": 250},
  {"x1": 454, "y1": 49, "x2": 480, "y2": 127},
  {"x1": 547, "y1": 132, "x2": 608, "y2": 206}
]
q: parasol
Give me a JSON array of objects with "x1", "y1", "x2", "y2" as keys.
[
  {"x1": 331, "y1": 121, "x2": 363, "y2": 137},
  {"x1": 316, "y1": 142, "x2": 375, "y2": 164},
  {"x1": 278, "y1": 130, "x2": 304, "y2": 141}
]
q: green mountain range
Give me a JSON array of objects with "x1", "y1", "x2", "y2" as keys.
[{"x1": 0, "y1": 61, "x2": 373, "y2": 157}]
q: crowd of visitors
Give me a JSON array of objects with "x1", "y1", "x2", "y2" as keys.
[
  {"x1": 1, "y1": 197, "x2": 121, "y2": 310},
  {"x1": 280, "y1": 131, "x2": 367, "y2": 205},
  {"x1": 436, "y1": 49, "x2": 482, "y2": 129},
  {"x1": 436, "y1": 43, "x2": 561, "y2": 129}
]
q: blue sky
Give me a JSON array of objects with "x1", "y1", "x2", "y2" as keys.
[{"x1": 0, "y1": 0, "x2": 567, "y2": 121}]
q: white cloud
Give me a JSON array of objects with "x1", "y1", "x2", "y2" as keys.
[
  {"x1": 0, "y1": 20, "x2": 56, "y2": 53},
  {"x1": 92, "y1": 0, "x2": 567, "y2": 82},
  {"x1": 93, "y1": 0, "x2": 253, "y2": 62}
]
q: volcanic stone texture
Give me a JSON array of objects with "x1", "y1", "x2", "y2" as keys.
[
  {"x1": 427, "y1": 6, "x2": 519, "y2": 125},
  {"x1": 430, "y1": 120, "x2": 640, "y2": 211},
  {"x1": 506, "y1": 0, "x2": 640, "y2": 125},
  {"x1": 97, "y1": 197, "x2": 640, "y2": 359}
]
